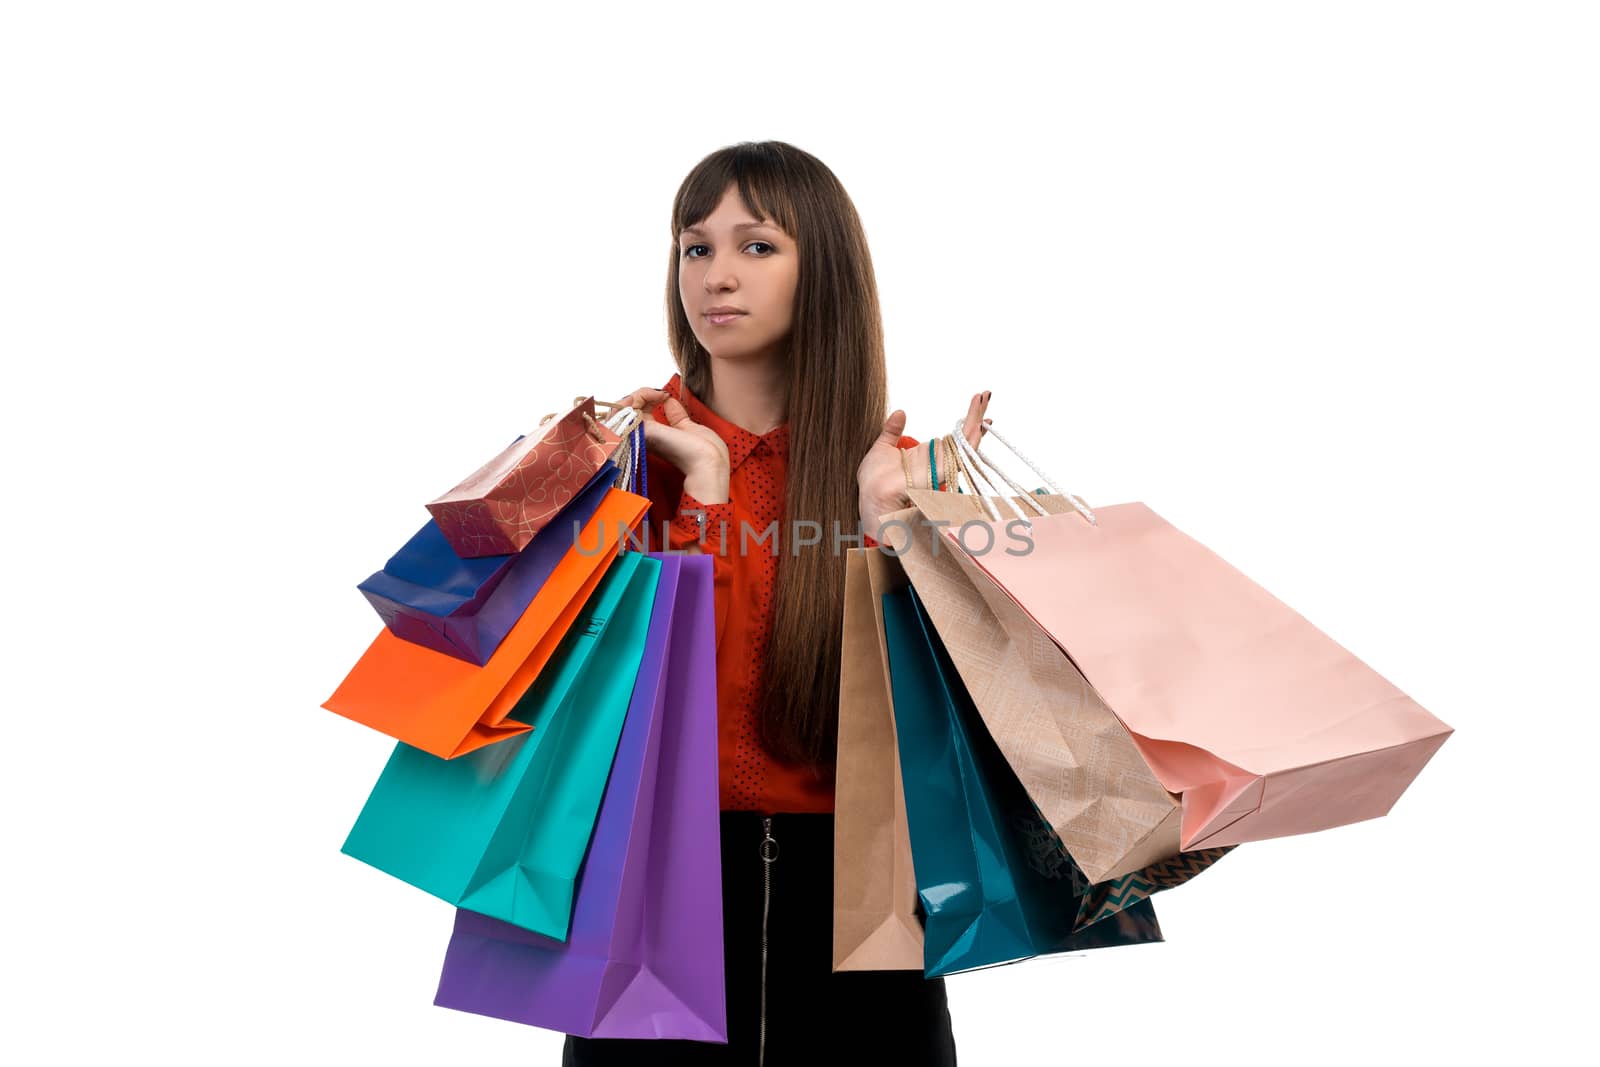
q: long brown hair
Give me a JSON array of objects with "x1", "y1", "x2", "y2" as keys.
[{"x1": 664, "y1": 141, "x2": 887, "y2": 770}]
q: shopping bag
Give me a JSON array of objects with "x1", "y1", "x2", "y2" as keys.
[
  {"x1": 920, "y1": 418, "x2": 1453, "y2": 850},
  {"x1": 434, "y1": 554, "x2": 727, "y2": 1042},
  {"x1": 322, "y1": 488, "x2": 649, "y2": 758},
  {"x1": 340, "y1": 550, "x2": 660, "y2": 939},
  {"x1": 883, "y1": 583, "x2": 1164, "y2": 977},
  {"x1": 875, "y1": 520, "x2": 1229, "y2": 924},
  {"x1": 427, "y1": 397, "x2": 627, "y2": 558},
  {"x1": 358, "y1": 460, "x2": 617, "y2": 665},
  {"x1": 891, "y1": 489, "x2": 1224, "y2": 885},
  {"x1": 831, "y1": 547, "x2": 924, "y2": 972}
]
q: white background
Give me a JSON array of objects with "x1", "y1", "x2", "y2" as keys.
[{"x1": 4, "y1": 2, "x2": 1595, "y2": 1063}]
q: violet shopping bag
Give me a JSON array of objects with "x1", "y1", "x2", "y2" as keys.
[
  {"x1": 341, "y1": 551, "x2": 659, "y2": 939},
  {"x1": 882, "y1": 583, "x2": 1164, "y2": 978},
  {"x1": 358, "y1": 460, "x2": 617, "y2": 665},
  {"x1": 929, "y1": 419, "x2": 1454, "y2": 851},
  {"x1": 434, "y1": 554, "x2": 726, "y2": 1042}
]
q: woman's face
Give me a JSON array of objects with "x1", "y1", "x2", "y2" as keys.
[{"x1": 677, "y1": 183, "x2": 798, "y2": 365}]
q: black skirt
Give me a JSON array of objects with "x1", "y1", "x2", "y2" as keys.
[{"x1": 563, "y1": 810, "x2": 959, "y2": 1066}]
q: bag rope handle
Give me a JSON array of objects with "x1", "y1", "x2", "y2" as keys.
[
  {"x1": 946, "y1": 422, "x2": 1050, "y2": 523},
  {"x1": 949, "y1": 417, "x2": 1098, "y2": 526},
  {"x1": 939, "y1": 427, "x2": 1008, "y2": 522}
]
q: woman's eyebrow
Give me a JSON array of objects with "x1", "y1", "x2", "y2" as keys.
[{"x1": 680, "y1": 221, "x2": 776, "y2": 237}]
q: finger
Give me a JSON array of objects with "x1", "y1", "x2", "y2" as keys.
[
  {"x1": 659, "y1": 396, "x2": 696, "y2": 428},
  {"x1": 876, "y1": 408, "x2": 908, "y2": 448},
  {"x1": 613, "y1": 387, "x2": 667, "y2": 410},
  {"x1": 962, "y1": 390, "x2": 990, "y2": 448}
]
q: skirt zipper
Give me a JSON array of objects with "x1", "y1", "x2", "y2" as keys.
[{"x1": 759, "y1": 815, "x2": 779, "y2": 1067}]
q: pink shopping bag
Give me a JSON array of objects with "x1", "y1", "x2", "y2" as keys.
[
  {"x1": 910, "y1": 418, "x2": 1453, "y2": 853},
  {"x1": 943, "y1": 497, "x2": 1452, "y2": 850}
]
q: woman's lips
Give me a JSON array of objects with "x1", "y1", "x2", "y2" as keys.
[{"x1": 706, "y1": 312, "x2": 746, "y2": 325}]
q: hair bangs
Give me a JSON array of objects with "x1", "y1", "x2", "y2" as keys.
[{"x1": 671, "y1": 144, "x2": 799, "y2": 243}]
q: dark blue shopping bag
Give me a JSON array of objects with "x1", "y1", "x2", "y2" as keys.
[{"x1": 357, "y1": 460, "x2": 617, "y2": 664}]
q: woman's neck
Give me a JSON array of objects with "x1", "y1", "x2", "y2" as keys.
[{"x1": 701, "y1": 357, "x2": 788, "y2": 436}]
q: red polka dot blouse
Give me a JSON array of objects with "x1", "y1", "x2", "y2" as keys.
[{"x1": 642, "y1": 371, "x2": 918, "y2": 813}]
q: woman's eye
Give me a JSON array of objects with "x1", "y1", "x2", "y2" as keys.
[{"x1": 681, "y1": 241, "x2": 774, "y2": 259}]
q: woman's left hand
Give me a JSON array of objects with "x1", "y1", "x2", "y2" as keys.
[{"x1": 857, "y1": 390, "x2": 991, "y2": 541}]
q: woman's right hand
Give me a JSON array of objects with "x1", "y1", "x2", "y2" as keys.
[{"x1": 608, "y1": 387, "x2": 731, "y2": 504}]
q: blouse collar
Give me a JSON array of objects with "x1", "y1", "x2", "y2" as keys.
[{"x1": 659, "y1": 371, "x2": 790, "y2": 470}]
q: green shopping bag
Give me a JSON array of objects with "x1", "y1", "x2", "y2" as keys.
[
  {"x1": 882, "y1": 583, "x2": 1165, "y2": 977},
  {"x1": 341, "y1": 551, "x2": 661, "y2": 940}
]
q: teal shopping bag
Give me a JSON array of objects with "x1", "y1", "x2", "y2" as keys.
[
  {"x1": 341, "y1": 551, "x2": 661, "y2": 940},
  {"x1": 881, "y1": 584, "x2": 1165, "y2": 977}
]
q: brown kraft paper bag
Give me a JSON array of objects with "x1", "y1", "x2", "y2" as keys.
[{"x1": 831, "y1": 547, "x2": 924, "y2": 972}]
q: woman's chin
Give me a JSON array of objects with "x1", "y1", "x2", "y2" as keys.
[{"x1": 702, "y1": 341, "x2": 768, "y2": 362}]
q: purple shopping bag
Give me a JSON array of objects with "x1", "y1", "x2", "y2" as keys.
[{"x1": 433, "y1": 553, "x2": 726, "y2": 1042}]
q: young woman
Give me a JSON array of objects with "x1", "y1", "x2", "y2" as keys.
[{"x1": 566, "y1": 141, "x2": 989, "y2": 1066}]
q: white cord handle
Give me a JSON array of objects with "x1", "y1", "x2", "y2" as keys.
[
  {"x1": 950, "y1": 417, "x2": 1097, "y2": 526},
  {"x1": 939, "y1": 422, "x2": 1000, "y2": 521},
  {"x1": 601, "y1": 404, "x2": 642, "y2": 435},
  {"x1": 948, "y1": 424, "x2": 1030, "y2": 523},
  {"x1": 949, "y1": 419, "x2": 1050, "y2": 523}
]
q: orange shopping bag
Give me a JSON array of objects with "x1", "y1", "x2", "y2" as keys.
[{"x1": 322, "y1": 489, "x2": 650, "y2": 759}]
